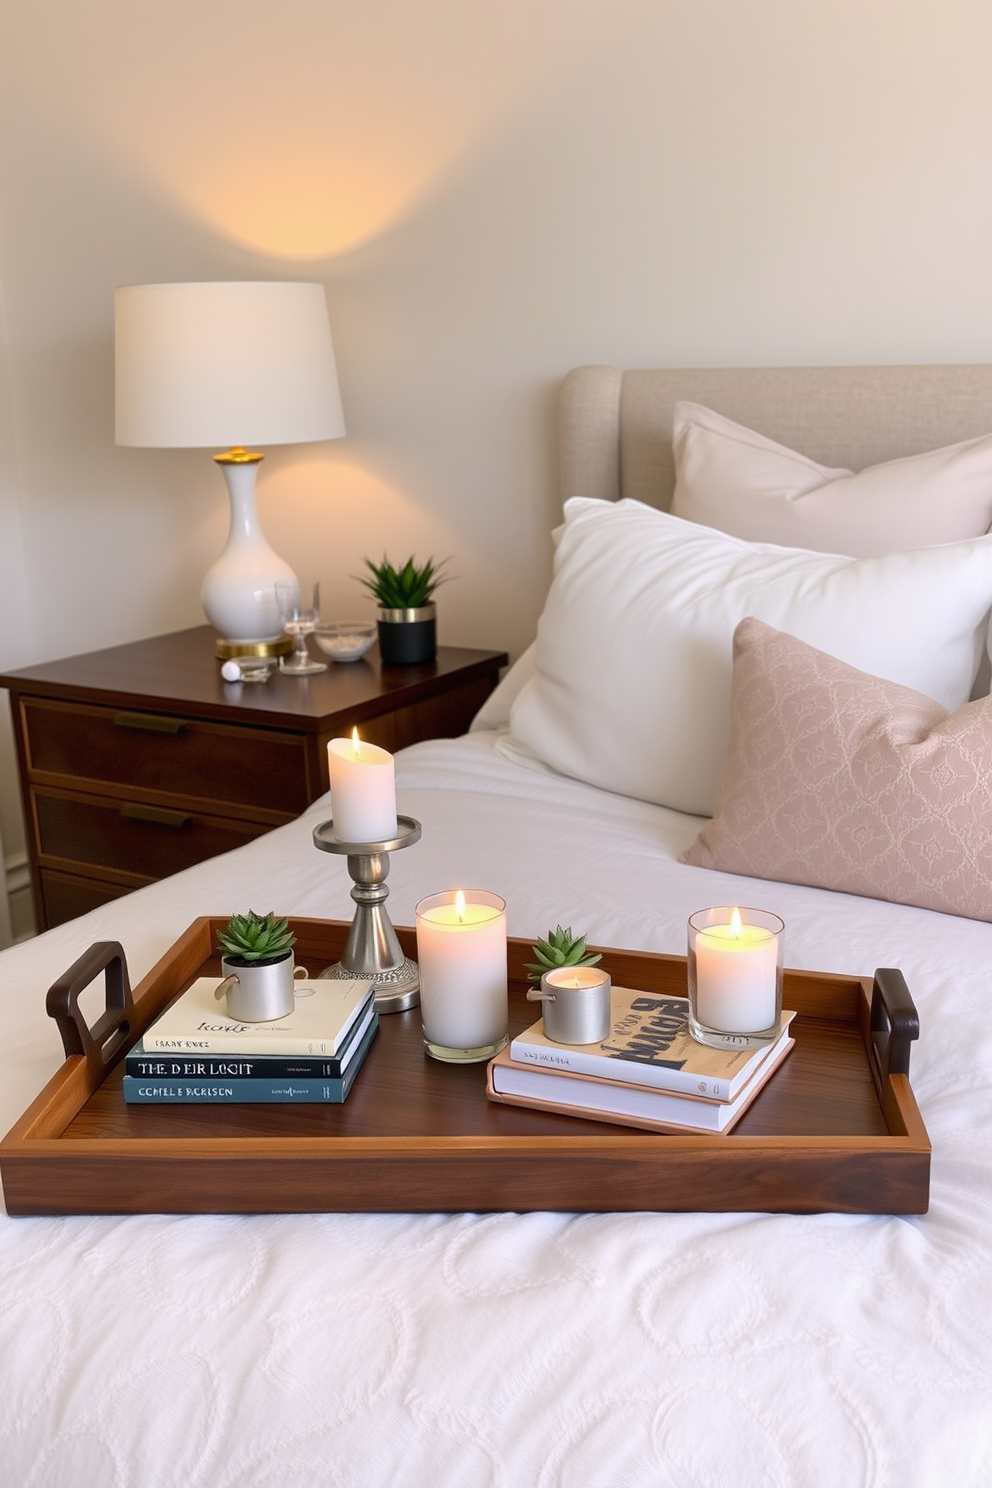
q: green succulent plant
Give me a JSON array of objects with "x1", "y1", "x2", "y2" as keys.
[
  {"x1": 357, "y1": 554, "x2": 451, "y2": 609},
  {"x1": 218, "y1": 910, "x2": 296, "y2": 964},
  {"x1": 525, "y1": 925, "x2": 603, "y2": 983}
]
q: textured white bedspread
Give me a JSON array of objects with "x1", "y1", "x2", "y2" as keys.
[{"x1": 1, "y1": 733, "x2": 990, "y2": 1487}]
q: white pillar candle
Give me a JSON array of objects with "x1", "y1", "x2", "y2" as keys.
[
  {"x1": 327, "y1": 729, "x2": 397, "y2": 843},
  {"x1": 416, "y1": 890, "x2": 508, "y2": 1057},
  {"x1": 693, "y1": 910, "x2": 780, "y2": 1033}
]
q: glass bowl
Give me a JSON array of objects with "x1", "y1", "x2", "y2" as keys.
[{"x1": 312, "y1": 621, "x2": 377, "y2": 663}]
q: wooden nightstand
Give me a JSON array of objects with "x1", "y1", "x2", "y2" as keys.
[{"x1": 0, "y1": 626, "x2": 508, "y2": 931}]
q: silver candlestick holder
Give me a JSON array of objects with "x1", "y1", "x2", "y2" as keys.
[{"x1": 312, "y1": 815, "x2": 422, "y2": 1013}]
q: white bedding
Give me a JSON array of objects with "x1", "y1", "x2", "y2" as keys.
[{"x1": 2, "y1": 731, "x2": 991, "y2": 1486}]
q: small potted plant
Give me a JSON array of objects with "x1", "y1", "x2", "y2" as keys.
[
  {"x1": 524, "y1": 925, "x2": 610, "y2": 1044},
  {"x1": 524, "y1": 926, "x2": 603, "y2": 983},
  {"x1": 215, "y1": 910, "x2": 305, "y2": 1022},
  {"x1": 357, "y1": 554, "x2": 451, "y2": 666}
]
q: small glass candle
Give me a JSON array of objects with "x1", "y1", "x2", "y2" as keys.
[
  {"x1": 416, "y1": 890, "x2": 509, "y2": 1063},
  {"x1": 687, "y1": 906, "x2": 784, "y2": 1049}
]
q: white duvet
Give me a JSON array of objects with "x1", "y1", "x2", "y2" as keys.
[{"x1": 1, "y1": 732, "x2": 990, "y2": 1487}]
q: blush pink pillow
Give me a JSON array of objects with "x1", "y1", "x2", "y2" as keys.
[
  {"x1": 671, "y1": 401, "x2": 992, "y2": 556},
  {"x1": 680, "y1": 618, "x2": 992, "y2": 921}
]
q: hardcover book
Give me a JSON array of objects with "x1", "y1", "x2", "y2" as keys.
[
  {"x1": 124, "y1": 1014, "x2": 378, "y2": 1104},
  {"x1": 487, "y1": 1027, "x2": 794, "y2": 1134},
  {"x1": 126, "y1": 998, "x2": 377, "y2": 1080},
  {"x1": 510, "y1": 988, "x2": 796, "y2": 1102},
  {"x1": 142, "y1": 977, "x2": 372, "y2": 1056}
]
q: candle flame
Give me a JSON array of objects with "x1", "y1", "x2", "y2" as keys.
[
  {"x1": 455, "y1": 890, "x2": 466, "y2": 923},
  {"x1": 351, "y1": 726, "x2": 361, "y2": 757},
  {"x1": 730, "y1": 907, "x2": 743, "y2": 939}
]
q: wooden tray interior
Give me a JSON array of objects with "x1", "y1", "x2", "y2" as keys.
[{"x1": 48, "y1": 917, "x2": 899, "y2": 1143}]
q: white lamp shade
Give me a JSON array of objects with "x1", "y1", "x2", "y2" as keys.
[{"x1": 115, "y1": 281, "x2": 346, "y2": 448}]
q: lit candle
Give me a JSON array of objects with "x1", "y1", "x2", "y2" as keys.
[
  {"x1": 541, "y1": 966, "x2": 610, "y2": 996},
  {"x1": 327, "y1": 728, "x2": 397, "y2": 843},
  {"x1": 692, "y1": 907, "x2": 780, "y2": 1033},
  {"x1": 416, "y1": 889, "x2": 508, "y2": 1059},
  {"x1": 539, "y1": 965, "x2": 612, "y2": 1044}
]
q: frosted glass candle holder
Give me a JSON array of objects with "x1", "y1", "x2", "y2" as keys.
[
  {"x1": 687, "y1": 906, "x2": 784, "y2": 1050},
  {"x1": 416, "y1": 890, "x2": 509, "y2": 1063}
]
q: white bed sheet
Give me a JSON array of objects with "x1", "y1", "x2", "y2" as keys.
[{"x1": 1, "y1": 731, "x2": 990, "y2": 1487}]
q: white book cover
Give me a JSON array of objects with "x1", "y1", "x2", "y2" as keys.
[
  {"x1": 144, "y1": 978, "x2": 373, "y2": 1056},
  {"x1": 510, "y1": 987, "x2": 795, "y2": 1102},
  {"x1": 489, "y1": 1027, "x2": 795, "y2": 1134}
]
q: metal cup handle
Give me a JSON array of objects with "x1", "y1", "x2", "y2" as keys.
[
  {"x1": 215, "y1": 964, "x2": 310, "y2": 1001},
  {"x1": 526, "y1": 987, "x2": 555, "y2": 1003}
]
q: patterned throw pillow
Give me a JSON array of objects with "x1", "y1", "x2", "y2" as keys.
[{"x1": 680, "y1": 618, "x2": 992, "y2": 921}]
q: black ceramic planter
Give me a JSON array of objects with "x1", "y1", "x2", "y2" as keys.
[{"x1": 376, "y1": 604, "x2": 437, "y2": 666}]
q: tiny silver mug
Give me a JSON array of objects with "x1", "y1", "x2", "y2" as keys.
[
  {"x1": 527, "y1": 966, "x2": 612, "y2": 1044},
  {"x1": 215, "y1": 955, "x2": 310, "y2": 1023}
]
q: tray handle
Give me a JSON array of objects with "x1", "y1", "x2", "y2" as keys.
[
  {"x1": 870, "y1": 967, "x2": 919, "y2": 1079},
  {"x1": 46, "y1": 941, "x2": 136, "y2": 1079}
]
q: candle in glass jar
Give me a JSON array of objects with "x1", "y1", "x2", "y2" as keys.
[
  {"x1": 693, "y1": 908, "x2": 779, "y2": 1033},
  {"x1": 327, "y1": 729, "x2": 397, "y2": 843},
  {"x1": 416, "y1": 890, "x2": 508, "y2": 1058}
]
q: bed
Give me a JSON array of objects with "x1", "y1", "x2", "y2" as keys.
[{"x1": 3, "y1": 364, "x2": 992, "y2": 1486}]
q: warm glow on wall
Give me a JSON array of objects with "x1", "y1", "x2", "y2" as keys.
[
  {"x1": 15, "y1": 0, "x2": 611, "y2": 259},
  {"x1": 117, "y1": 115, "x2": 474, "y2": 260},
  {"x1": 264, "y1": 454, "x2": 460, "y2": 570},
  {"x1": 185, "y1": 146, "x2": 425, "y2": 260}
]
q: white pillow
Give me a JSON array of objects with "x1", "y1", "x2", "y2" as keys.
[
  {"x1": 507, "y1": 498, "x2": 992, "y2": 817},
  {"x1": 671, "y1": 401, "x2": 992, "y2": 556},
  {"x1": 470, "y1": 643, "x2": 536, "y2": 732}
]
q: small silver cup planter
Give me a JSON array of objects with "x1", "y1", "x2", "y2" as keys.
[
  {"x1": 215, "y1": 953, "x2": 310, "y2": 1023},
  {"x1": 527, "y1": 966, "x2": 612, "y2": 1045},
  {"x1": 376, "y1": 603, "x2": 436, "y2": 666}
]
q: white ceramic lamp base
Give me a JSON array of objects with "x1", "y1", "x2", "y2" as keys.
[{"x1": 201, "y1": 453, "x2": 299, "y2": 647}]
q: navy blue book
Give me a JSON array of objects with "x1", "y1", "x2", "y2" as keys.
[
  {"x1": 122, "y1": 1014, "x2": 378, "y2": 1104},
  {"x1": 124, "y1": 995, "x2": 375, "y2": 1081}
]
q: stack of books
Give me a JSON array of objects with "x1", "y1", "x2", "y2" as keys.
[
  {"x1": 123, "y1": 976, "x2": 377, "y2": 1104},
  {"x1": 487, "y1": 986, "x2": 795, "y2": 1134}
]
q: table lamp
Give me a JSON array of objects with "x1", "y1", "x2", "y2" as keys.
[{"x1": 115, "y1": 280, "x2": 346, "y2": 657}]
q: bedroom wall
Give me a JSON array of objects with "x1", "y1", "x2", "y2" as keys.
[{"x1": 1, "y1": 0, "x2": 992, "y2": 933}]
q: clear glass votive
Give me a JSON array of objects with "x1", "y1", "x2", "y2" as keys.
[
  {"x1": 415, "y1": 890, "x2": 509, "y2": 1063},
  {"x1": 312, "y1": 621, "x2": 377, "y2": 663},
  {"x1": 687, "y1": 906, "x2": 784, "y2": 1049}
]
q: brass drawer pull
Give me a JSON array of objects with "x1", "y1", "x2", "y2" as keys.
[
  {"x1": 113, "y1": 711, "x2": 186, "y2": 735},
  {"x1": 120, "y1": 803, "x2": 192, "y2": 828}
]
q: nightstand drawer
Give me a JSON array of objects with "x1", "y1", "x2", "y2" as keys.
[
  {"x1": 38, "y1": 870, "x2": 132, "y2": 928},
  {"x1": 33, "y1": 788, "x2": 268, "y2": 882},
  {"x1": 21, "y1": 699, "x2": 312, "y2": 817},
  {"x1": 1, "y1": 629, "x2": 507, "y2": 933}
]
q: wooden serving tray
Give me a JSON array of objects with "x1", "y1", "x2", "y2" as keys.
[{"x1": 0, "y1": 917, "x2": 930, "y2": 1215}]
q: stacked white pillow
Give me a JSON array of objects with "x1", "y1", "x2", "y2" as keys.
[
  {"x1": 470, "y1": 643, "x2": 536, "y2": 733},
  {"x1": 504, "y1": 497, "x2": 992, "y2": 817}
]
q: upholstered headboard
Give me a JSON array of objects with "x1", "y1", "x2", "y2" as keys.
[{"x1": 559, "y1": 364, "x2": 992, "y2": 508}]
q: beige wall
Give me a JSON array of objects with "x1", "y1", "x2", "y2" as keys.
[{"x1": 1, "y1": 0, "x2": 992, "y2": 876}]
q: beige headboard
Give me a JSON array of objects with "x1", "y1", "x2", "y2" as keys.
[{"x1": 559, "y1": 364, "x2": 992, "y2": 508}]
